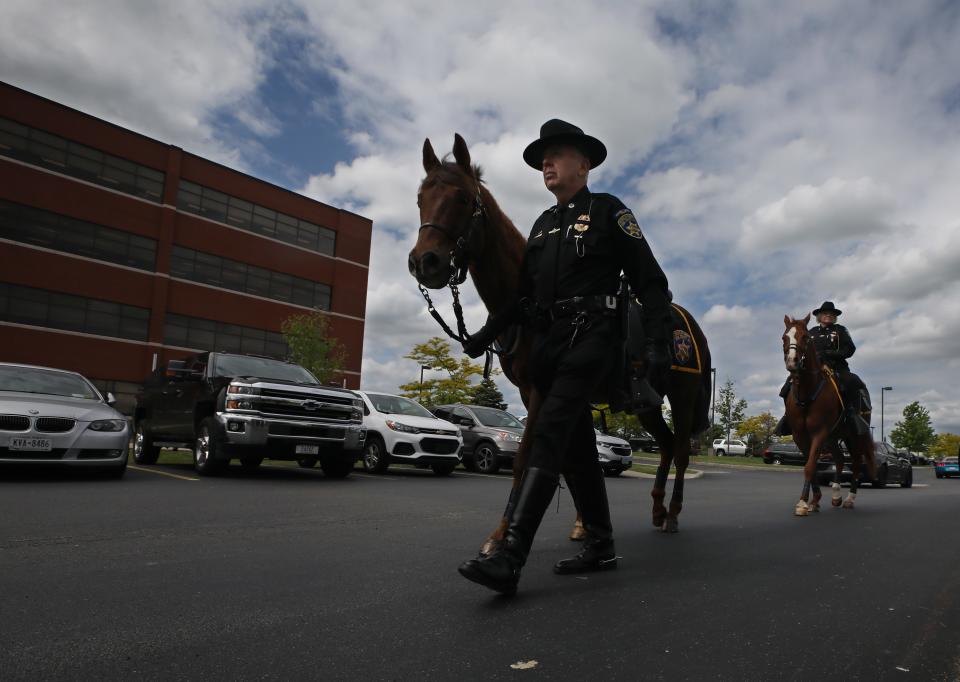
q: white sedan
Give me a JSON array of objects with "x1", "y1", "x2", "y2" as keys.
[{"x1": 0, "y1": 363, "x2": 129, "y2": 476}]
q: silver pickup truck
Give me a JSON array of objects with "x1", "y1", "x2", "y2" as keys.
[{"x1": 134, "y1": 352, "x2": 365, "y2": 477}]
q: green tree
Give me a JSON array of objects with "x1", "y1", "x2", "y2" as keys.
[
  {"x1": 281, "y1": 310, "x2": 346, "y2": 384},
  {"x1": 928, "y1": 432, "x2": 960, "y2": 460},
  {"x1": 737, "y1": 412, "x2": 778, "y2": 456},
  {"x1": 397, "y1": 337, "x2": 485, "y2": 407},
  {"x1": 471, "y1": 377, "x2": 507, "y2": 410},
  {"x1": 716, "y1": 379, "x2": 747, "y2": 450},
  {"x1": 889, "y1": 401, "x2": 936, "y2": 452}
]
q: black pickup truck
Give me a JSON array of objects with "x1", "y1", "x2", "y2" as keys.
[{"x1": 133, "y1": 352, "x2": 365, "y2": 477}]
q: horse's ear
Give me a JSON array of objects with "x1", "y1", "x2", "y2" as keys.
[
  {"x1": 802, "y1": 313, "x2": 811, "y2": 326},
  {"x1": 452, "y1": 133, "x2": 471, "y2": 172},
  {"x1": 423, "y1": 138, "x2": 441, "y2": 172},
  {"x1": 784, "y1": 315, "x2": 791, "y2": 327}
]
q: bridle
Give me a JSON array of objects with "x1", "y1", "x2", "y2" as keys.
[
  {"x1": 415, "y1": 177, "x2": 498, "y2": 376},
  {"x1": 785, "y1": 326, "x2": 826, "y2": 409}
]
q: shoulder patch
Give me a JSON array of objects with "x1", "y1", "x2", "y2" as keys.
[{"x1": 615, "y1": 208, "x2": 643, "y2": 239}]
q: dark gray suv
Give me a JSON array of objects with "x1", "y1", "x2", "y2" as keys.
[{"x1": 431, "y1": 404, "x2": 523, "y2": 474}]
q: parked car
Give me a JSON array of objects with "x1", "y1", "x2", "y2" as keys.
[
  {"x1": 934, "y1": 456, "x2": 959, "y2": 479},
  {"x1": 431, "y1": 404, "x2": 523, "y2": 474},
  {"x1": 596, "y1": 429, "x2": 633, "y2": 476},
  {"x1": 355, "y1": 391, "x2": 462, "y2": 476},
  {"x1": 0, "y1": 362, "x2": 129, "y2": 477},
  {"x1": 712, "y1": 438, "x2": 747, "y2": 456},
  {"x1": 134, "y1": 352, "x2": 365, "y2": 477},
  {"x1": 817, "y1": 441, "x2": 912, "y2": 488},
  {"x1": 628, "y1": 431, "x2": 658, "y2": 453},
  {"x1": 762, "y1": 441, "x2": 807, "y2": 465}
]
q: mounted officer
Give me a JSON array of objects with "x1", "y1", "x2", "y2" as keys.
[
  {"x1": 777, "y1": 301, "x2": 871, "y2": 435},
  {"x1": 457, "y1": 119, "x2": 673, "y2": 595}
]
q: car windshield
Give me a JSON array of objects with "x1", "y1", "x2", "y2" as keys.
[
  {"x1": 944, "y1": 457, "x2": 958, "y2": 464},
  {"x1": 0, "y1": 366, "x2": 99, "y2": 400},
  {"x1": 213, "y1": 355, "x2": 318, "y2": 383},
  {"x1": 471, "y1": 406, "x2": 523, "y2": 428},
  {"x1": 367, "y1": 393, "x2": 434, "y2": 418}
]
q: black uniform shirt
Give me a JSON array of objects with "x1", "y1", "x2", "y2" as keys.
[
  {"x1": 519, "y1": 186, "x2": 670, "y2": 327},
  {"x1": 810, "y1": 322, "x2": 855, "y2": 371}
]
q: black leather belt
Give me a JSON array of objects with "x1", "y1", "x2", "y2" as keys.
[{"x1": 549, "y1": 295, "x2": 618, "y2": 320}]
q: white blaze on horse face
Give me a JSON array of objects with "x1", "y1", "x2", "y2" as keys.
[{"x1": 785, "y1": 326, "x2": 799, "y2": 371}]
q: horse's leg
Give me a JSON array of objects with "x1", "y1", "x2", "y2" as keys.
[
  {"x1": 844, "y1": 434, "x2": 863, "y2": 509},
  {"x1": 479, "y1": 388, "x2": 541, "y2": 557},
  {"x1": 831, "y1": 449, "x2": 844, "y2": 507},
  {"x1": 795, "y1": 430, "x2": 823, "y2": 516},
  {"x1": 664, "y1": 398, "x2": 695, "y2": 533},
  {"x1": 641, "y1": 411, "x2": 674, "y2": 529}
]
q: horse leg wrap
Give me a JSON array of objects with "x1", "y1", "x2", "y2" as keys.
[
  {"x1": 831, "y1": 482, "x2": 842, "y2": 506},
  {"x1": 842, "y1": 492, "x2": 856, "y2": 509}
]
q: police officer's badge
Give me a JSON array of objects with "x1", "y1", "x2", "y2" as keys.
[
  {"x1": 673, "y1": 329, "x2": 693, "y2": 364},
  {"x1": 573, "y1": 214, "x2": 591, "y2": 232},
  {"x1": 615, "y1": 209, "x2": 643, "y2": 239}
]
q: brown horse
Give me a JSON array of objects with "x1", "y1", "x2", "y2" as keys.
[
  {"x1": 782, "y1": 315, "x2": 876, "y2": 514},
  {"x1": 408, "y1": 134, "x2": 711, "y2": 554}
]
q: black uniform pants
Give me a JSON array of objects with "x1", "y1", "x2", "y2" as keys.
[{"x1": 528, "y1": 315, "x2": 617, "y2": 476}]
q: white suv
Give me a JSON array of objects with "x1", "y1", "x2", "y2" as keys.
[
  {"x1": 713, "y1": 438, "x2": 747, "y2": 456},
  {"x1": 355, "y1": 391, "x2": 463, "y2": 475}
]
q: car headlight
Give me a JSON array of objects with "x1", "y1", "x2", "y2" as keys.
[
  {"x1": 495, "y1": 431, "x2": 522, "y2": 442},
  {"x1": 386, "y1": 420, "x2": 420, "y2": 434},
  {"x1": 352, "y1": 398, "x2": 364, "y2": 408},
  {"x1": 88, "y1": 419, "x2": 127, "y2": 432},
  {"x1": 229, "y1": 384, "x2": 260, "y2": 395}
]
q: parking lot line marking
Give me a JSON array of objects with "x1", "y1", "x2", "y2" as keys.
[{"x1": 129, "y1": 465, "x2": 199, "y2": 481}]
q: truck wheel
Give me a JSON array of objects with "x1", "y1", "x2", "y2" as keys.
[
  {"x1": 472, "y1": 441, "x2": 500, "y2": 475},
  {"x1": 362, "y1": 434, "x2": 390, "y2": 474},
  {"x1": 431, "y1": 462, "x2": 457, "y2": 476},
  {"x1": 297, "y1": 457, "x2": 318, "y2": 468},
  {"x1": 715, "y1": 449, "x2": 725, "y2": 457},
  {"x1": 133, "y1": 421, "x2": 161, "y2": 465},
  {"x1": 240, "y1": 456, "x2": 263, "y2": 471},
  {"x1": 194, "y1": 418, "x2": 227, "y2": 476},
  {"x1": 773, "y1": 457, "x2": 782, "y2": 465},
  {"x1": 321, "y1": 458, "x2": 354, "y2": 478}
]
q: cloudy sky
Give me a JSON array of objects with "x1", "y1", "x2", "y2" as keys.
[{"x1": 3, "y1": 0, "x2": 959, "y2": 433}]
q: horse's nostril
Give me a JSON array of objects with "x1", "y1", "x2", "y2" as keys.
[
  {"x1": 408, "y1": 253, "x2": 418, "y2": 275},
  {"x1": 421, "y1": 251, "x2": 440, "y2": 274}
]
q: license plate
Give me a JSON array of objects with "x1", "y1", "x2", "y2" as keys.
[
  {"x1": 10, "y1": 437, "x2": 52, "y2": 451},
  {"x1": 295, "y1": 444, "x2": 319, "y2": 455}
]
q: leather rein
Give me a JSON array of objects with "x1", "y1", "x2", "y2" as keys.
[{"x1": 786, "y1": 334, "x2": 826, "y2": 409}]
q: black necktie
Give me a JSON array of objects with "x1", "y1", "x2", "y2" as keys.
[{"x1": 537, "y1": 207, "x2": 563, "y2": 307}]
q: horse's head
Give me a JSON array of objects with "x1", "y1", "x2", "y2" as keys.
[
  {"x1": 408, "y1": 134, "x2": 485, "y2": 289},
  {"x1": 782, "y1": 313, "x2": 813, "y2": 372}
]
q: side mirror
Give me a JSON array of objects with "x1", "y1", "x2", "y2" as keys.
[
  {"x1": 106, "y1": 392, "x2": 117, "y2": 405},
  {"x1": 459, "y1": 417, "x2": 475, "y2": 427}
]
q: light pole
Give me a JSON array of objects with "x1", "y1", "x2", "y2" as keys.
[
  {"x1": 880, "y1": 386, "x2": 892, "y2": 443},
  {"x1": 419, "y1": 365, "x2": 433, "y2": 403},
  {"x1": 710, "y1": 367, "x2": 717, "y2": 429}
]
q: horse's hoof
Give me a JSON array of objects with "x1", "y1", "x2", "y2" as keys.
[
  {"x1": 808, "y1": 503, "x2": 820, "y2": 513},
  {"x1": 569, "y1": 527, "x2": 586, "y2": 541},
  {"x1": 662, "y1": 518, "x2": 679, "y2": 533},
  {"x1": 652, "y1": 513, "x2": 666, "y2": 528},
  {"x1": 831, "y1": 498, "x2": 843, "y2": 507},
  {"x1": 842, "y1": 499, "x2": 855, "y2": 509},
  {"x1": 794, "y1": 503, "x2": 808, "y2": 516}
]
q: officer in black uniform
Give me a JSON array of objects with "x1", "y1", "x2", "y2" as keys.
[
  {"x1": 777, "y1": 301, "x2": 870, "y2": 434},
  {"x1": 457, "y1": 119, "x2": 673, "y2": 595}
]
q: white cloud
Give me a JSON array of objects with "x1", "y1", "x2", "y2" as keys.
[{"x1": 703, "y1": 304, "x2": 752, "y2": 325}]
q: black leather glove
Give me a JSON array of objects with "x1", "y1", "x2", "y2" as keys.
[
  {"x1": 463, "y1": 325, "x2": 496, "y2": 359},
  {"x1": 645, "y1": 339, "x2": 671, "y2": 378}
]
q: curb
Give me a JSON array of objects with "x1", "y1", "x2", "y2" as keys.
[{"x1": 622, "y1": 468, "x2": 704, "y2": 480}]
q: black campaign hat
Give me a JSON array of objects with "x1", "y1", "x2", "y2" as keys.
[
  {"x1": 812, "y1": 301, "x2": 842, "y2": 317},
  {"x1": 523, "y1": 119, "x2": 607, "y2": 170}
]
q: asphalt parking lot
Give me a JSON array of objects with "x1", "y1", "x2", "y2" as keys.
[{"x1": 1, "y1": 461, "x2": 958, "y2": 681}]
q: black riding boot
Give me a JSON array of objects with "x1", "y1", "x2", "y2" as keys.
[
  {"x1": 458, "y1": 467, "x2": 558, "y2": 595},
  {"x1": 554, "y1": 466, "x2": 617, "y2": 574},
  {"x1": 631, "y1": 375, "x2": 663, "y2": 412}
]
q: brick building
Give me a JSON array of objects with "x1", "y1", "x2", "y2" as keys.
[{"x1": 0, "y1": 81, "x2": 371, "y2": 412}]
